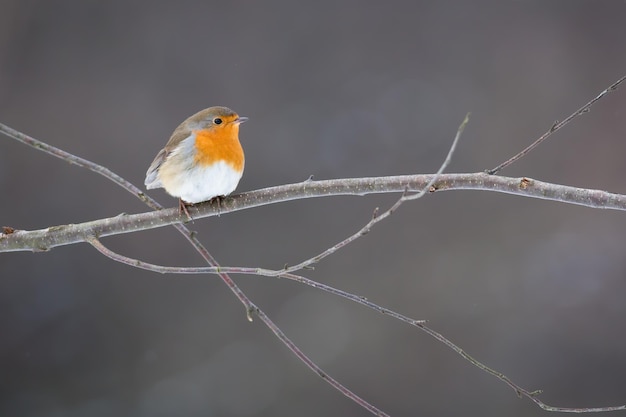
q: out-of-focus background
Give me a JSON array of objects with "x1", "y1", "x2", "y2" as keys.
[{"x1": 2, "y1": 1, "x2": 626, "y2": 416}]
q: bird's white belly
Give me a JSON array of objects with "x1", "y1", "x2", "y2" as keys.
[{"x1": 162, "y1": 160, "x2": 243, "y2": 204}]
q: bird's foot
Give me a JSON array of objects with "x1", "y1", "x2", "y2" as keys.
[{"x1": 178, "y1": 199, "x2": 193, "y2": 222}]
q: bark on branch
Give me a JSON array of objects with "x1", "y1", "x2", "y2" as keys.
[{"x1": 2, "y1": 173, "x2": 624, "y2": 252}]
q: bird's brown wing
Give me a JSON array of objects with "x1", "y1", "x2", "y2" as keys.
[
  {"x1": 144, "y1": 126, "x2": 193, "y2": 189},
  {"x1": 144, "y1": 147, "x2": 168, "y2": 189}
]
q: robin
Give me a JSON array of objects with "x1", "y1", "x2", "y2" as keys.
[{"x1": 144, "y1": 106, "x2": 247, "y2": 216}]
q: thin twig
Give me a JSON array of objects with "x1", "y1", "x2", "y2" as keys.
[
  {"x1": 87, "y1": 235, "x2": 425, "y2": 323},
  {"x1": 487, "y1": 75, "x2": 626, "y2": 175},
  {"x1": 253, "y1": 306, "x2": 389, "y2": 417},
  {"x1": 406, "y1": 112, "x2": 470, "y2": 200}
]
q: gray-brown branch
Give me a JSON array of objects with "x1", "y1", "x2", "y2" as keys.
[{"x1": 2, "y1": 173, "x2": 624, "y2": 252}]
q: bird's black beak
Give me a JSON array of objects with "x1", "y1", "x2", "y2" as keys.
[{"x1": 236, "y1": 116, "x2": 248, "y2": 124}]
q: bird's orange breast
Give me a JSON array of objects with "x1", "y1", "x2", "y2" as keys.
[{"x1": 193, "y1": 125, "x2": 244, "y2": 172}]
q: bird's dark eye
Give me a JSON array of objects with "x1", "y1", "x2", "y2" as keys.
[{"x1": 213, "y1": 118, "x2": 222, "y2": 125}]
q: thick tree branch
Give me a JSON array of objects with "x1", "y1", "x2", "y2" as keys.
[{"x1": 2, "y1": 173, "x2": 625, "y2": 252}]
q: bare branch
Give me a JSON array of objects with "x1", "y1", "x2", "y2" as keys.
[
  {"x1": 0, "y1": 121, "x2": 158, "y2": 208},
  {"x1": 2, "y1": 174, "x2": 625, "y2": 252},
  {"x1": 487, "y1": 75, "x2": 626, "y2": 174}
]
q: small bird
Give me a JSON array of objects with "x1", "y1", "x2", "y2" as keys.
[{"x1": 145, "y1": 106, "x2": 247, "y2": 215}]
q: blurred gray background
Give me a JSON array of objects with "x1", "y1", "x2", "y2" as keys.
[{"x1": 2, "y1": 1, "x2": 626, "y2": 416}]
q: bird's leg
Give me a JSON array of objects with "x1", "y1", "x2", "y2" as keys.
[
  {"x1": 212, "y1": 195, "x2": 224, "y2": 217},
  {"x1": 178, "y1": 198, "x2": 193, "y2": 222}
]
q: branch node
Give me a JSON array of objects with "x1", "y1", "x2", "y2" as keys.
[
  {"x1": 2, "y1": 226, "x2": 16, "y2": 235},
  {"x1": 550, "y1": 120, "x2": 559, "y2": 132},
  {"x1": 246, "y1": 305, "x2": 259, "y2": 322},
  {"x1": 519, "y1": 177, "x2": 533, "y2": 189}
]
